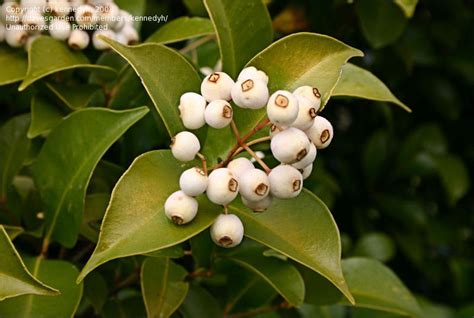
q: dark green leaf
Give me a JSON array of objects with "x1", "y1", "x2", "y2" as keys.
[
  {"x1": 0, "y1": 46, "x2": 28, "y2": 86},
  {"x1": 147, "y1": 17, "x2": 214, "y2": 44},
  {"x1": 394, "y1": 0, "x2": 418, "y2": 18},
  {"x1": 27, "y1": 96, "x2": 66, "y2": 139},
  {"x1": 2, "y1": 225, "x2": 24, "y2": 240},
  {"x1": 45, "y1": 82, "x2": 101, "y2": 110},
  {"x1": 84, "y1": 271, "x2": 108, "y2": 314},
  {"x1": 434, "y1": 154, "x2": 470, "y2": 205},
  {"x1": 352, "y1": 232, "x2": 396, "y2": 263},
  {"x1": 179, "y1": 285, "x2": 223, "y2": 318}
]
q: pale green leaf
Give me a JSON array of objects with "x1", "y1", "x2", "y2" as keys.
[
  {"x1": 204, "y1": 0, "x2": 273, "y2": 77},
  {"x1": 77, "y1": 151, "x2": 221, "y2": 282},
  {"x1": 33, "y1": 107, "x2": 149, "y2": 247},
  {"x1": 141, "y1": 257, "x2": 189, "y2": 318},
  {"x1": 332, "y1": 63, "x2": 411, "y2": 112},
  {"x1": 0, "y1": 46, "x2": 28, "y2": 86},
  {"x1": 0, "y1": 226, "x2": 58, "y2": 301},
  {"x1": 19, "y1": 37, "x2": 115, "y2": 91},
  {"x1": 0, "y1": 258, "x2": 83, "y2": 318},
  {"x1": 2, "y1": 225, "x2": 24, "y2": 240},
  {"x1": 147, "y1": 17, "x2": 214, "y2": 44},
  {"x1": 394, "y1": 0, "x2": 418, "y2": 18}
]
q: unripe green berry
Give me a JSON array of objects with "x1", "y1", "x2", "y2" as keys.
[
  {"x1": 164, "y1": 190, "x2": 198, "y2": 225},
  {"x1": 210, "y1": 213, "x2": 244, "y2": 248},
  {"x1": 170, "y1": 131, "x2": 201, "y2": 162},
  {"x1": 268, "y1": 165, "x2": 303, "y2": 199}
]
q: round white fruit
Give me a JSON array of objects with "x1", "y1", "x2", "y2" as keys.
[
  {"x1": 68, "y1": 29, "x2": 89, "y2": 50},
  {"x1": 204, "y1": 100, "x2": 233, "y2": 129},
  {"x1": 238, "y1": 168, "x2": 270, "y2": 201},
  {"x1": 231, "y1": 79, "x2": 269, "y2": 109},
  {"x1": 242, "y1": 195, "x2": 273, "y2": 212},
  {"x1": 299, "y1": 164, "x2": 313, "y2": 180},
  {"x1": 227, "y1": 157, "x2": 254, "y2": 182},
  {"x1": 270, "y1": 127, "x2": 311, "y2": 164},
  {"x1": 267, "y1": 90, "x2": 299, "y2": 126},
  {"x1": 293, "y1": 85, "x2": 322, "y2": 112},
  {"x1": 21, "y1": 10, "x2": 45, "y2": 33},
  {"x1": 179, "y1": 167, "x2": 208, "y2": 197},
  {"x1": 206, "y1": 168, "x2": 239, "y2": 205},
  {"x1": 305, "y1": 116, "x2": 334, "y2": 149},
  {"x1": 117, "y1": 24, "x2": 138, "y2": 44},
  {"x1": 75, "y1": 5, "x2": 98, "y2": 27},
  {"x1": 237, "y1": 66, "x2": 269, "y2": 84},
  {"x1": 49, "y1": 19, "x2": 71, "y2": 41},
  {"x1": 48, "y1": 0, "x2": 71, "y2": 17},
  {"x1": 164, "y1": 190, "x2": 198, "y2": 225},
  {"x1": 268, "y1": 165, "x2": 303, "y2": 199},
  {"x1": 200, "y1": 72, "x2": 234, "y2": 102},
  {"x1": 171, "y1": 131, "x2": 201, "y2": 162},
  {"x1": 92, "y1": 29, "x2": 115, "y2": 50},
  {"x1": 291, "y1": 95, "x2": 318, "y2": 131},
  {"x1": 178, "y1": 92, "x2": 206, "y2": 130},
  {"x1": 210, "y1": 213, "x2": 244, "y2": 248},
  {"x1": 292, "y1": 143, "x2": 317, "y2": 169},
  {"x1": 0, "y1": 24, "x2": 6, "y2": 42},
  {"x1": 5, "y1": 27, "x2": 28, "y2": 48}
]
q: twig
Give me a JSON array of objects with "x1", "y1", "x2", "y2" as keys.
[
  {"x1": 242, "y1": 144, "x2": 271, "y2": 174},
  {"x1": 180, "y1": 35, "x2": 216, "y2": 54},
  {"x1": 230, "y1": 120, "x2": 242, "y2": 144},
  {"x1": 233, "y1": 136, "x2": 271, "y2": 157},
  {"x1": 186, "y1": 270, "x2": 213, "y2": 280},
  {"x1": 197, "y1": 152, "x2": 208, "y2": 175}
]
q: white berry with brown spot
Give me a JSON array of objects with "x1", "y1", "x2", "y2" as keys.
[
  {"x1": 210, "y1": 213, "x2": 244, "y2": 248},
  {"x1": 201, "y1": 72, "x2": 235, "y2": 102},
  {"x1": 238, "y1": 168, "x2": 270, "y2": 201},
  {"x1": 227, "y1": 157, "x2": 254, "y2": 182},
  {"x1": 292, "y1": 143, "x2": 317, "y2": 169},
  {"x1": 164, "y1": 190, "x2": 198, "y2": 225},
  {"x1": 293, "y1": 86, "x2": 322, "y2": 112},
  {"x1": 206, "y1": 168, "x2": 239, "y2": 205},
  {"x1": 291, "y1": 95, "x2": 318, "y2": 131},
  {"x1": 270, "y1": 127, "x2": 311, "y2": 164},
  {"x1": 231, "y1": 79, "x2": 269, "y2": 109},
  {"x1": 68, "y1": 29, "x2": 89, "y2": 50},
  {"x1": 170, "y1": 131, "x2": 200, "y2": 162},
  {"x1": 237, "y1": 66, "x2": 269, "y2": 84},
  {"x1": 267, "y1": 90, "x2": 299, "y2": 126},
  {"x1": 242, "y1": 194, "x2": 273, "y2": 212},
  {"x1": 305, "y1": 116, "x2": 334, "y2": 149},
  {"x1": 300, "y1": 164, "x2": 313, "y2": 180},
  {"x1": 268, "y1": 165, "x2": 303, "y2": 199},
  {"x1": 204, "y1": 100, "x2": 233, "y2": 129},
  {"x1": 5, "y1": 28, "x2": 28, "y2": 48},
  {"x1": 179, "y1": 167, "x2": 208, "y2": 197},
  {"x1": 178, "y1": 92, "x2": 206, "y2": 130}
]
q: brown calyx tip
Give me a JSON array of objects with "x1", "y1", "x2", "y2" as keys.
[
  {"x1": 228, "y1": 178, "x2": 238, "y2": 192},
  {"x1": 208, "y1": 73, "x2": 220, "y2": 83},
  {"x1": 292, "y1": 179, "x2": 302, "y2": 192},
  {"x1": 313, "y1": 88, "x2": 321, "y2": 98},
  {"x1": 309, "y1": 108, "x2": 317, "y2": 119},
  {"x1": 171, "y1": 215, "x2": 184, "y2": 225},
  {"x1": 320, "y1": 129, "x2": 330, "y2": 143},
  {"x1": 275, "y1": 94, "x2": 289, "y2": 108},
  {"x1": 218, "y1": 236, "x2": 234, "y2": 247},
  {"x1": 255, "y1": 183, "x2": 269, "y2": 196},
  {"x1": 222, "y1": 105, "x2": 233, "y2": 119},
  {"x1": 296, "y1": 148, "x2": 308, "y2": 161},
  {"x1": 170, "y1": 137, "x2": 176, "y2": 147},
  {"x1": 241, "y1": 79, "x2": 254, "y2": 92},
  {"x1": 195, "y1": 167, "x2": 206, "y2": 176}
]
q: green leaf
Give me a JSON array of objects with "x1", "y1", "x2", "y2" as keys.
[
  {"x1": 203, "y1": 33, "x2": 363, "y2": 164},
  {"x1": 144, "y1": 245, "x2": 185, "y2": 259},
  {"x1": 3, "y1": 225, "x2": 24, "y2": 240},
  {"x1": 0, "y1": 258, "x2": 83, "y2": 318},
  {"x1": 355, "y1": 0, "x2": 408, "y2": 49},
  {"x1": 219, "y1": 242, "x2": 305, "y2": 306},
  {"x1": 80, "y1": 193, "x2": 110, "y2": 243},
  {"x1": 434, "y1": 154, "x2": 470, "y2": 205},
  {"x1": 77, "y1": 150, "x2": 221, "y2": 282},
  {"x1": 394, "y1": 0, "x2": 418, "y2": 18},
  {"x1": 0, "y1": 46, "x2": 28, "y2": 86},
  {"x1": 352, "y1": 232, "x2": 396, "y2": 263},
  {"x1": 341, "y1": 258, "x2": 421, "y2": 317},
  {"x1": 204, "y1": 0, "x2": 273, "y2": 77},
  {"x1": 0, "y1": 226, "x2": 58, "y2": 301},
  {"x1": 0, "y1": 114, "x2": 31, "y2": 200},
  {"x1": 33, "y1": 107, "x2": 149, "y2": 247},
  {"x1": 229, "y1": 190, "x2": 355, "y2": 304},
  {"x1": 332, "y1": 63, "x2": 411, "y2": 112},
  {"x1": 27, "y1": 96, "x2": 66, "y2": 139},
  {"x1": 147, "y1": 17, "x2": 214, "y2": 44},
  {"x1": 141, "y1": 257, "x2": 189, "y2": 318},
  {"x1": 99, "y1": 37, "x2": 202, "y2": 136},
  {"x1": 179, "y1": 285, "x2": 223, "y2": 318},
  {"x1": 45, "y1": 82, "x2": 101, "y2": 110},
  {"x1": 19, "y1": 37, "x2": 115, "y2": 91},
  {"x1": 83, "y1": 271, "x2": 108, "y2": 314}
]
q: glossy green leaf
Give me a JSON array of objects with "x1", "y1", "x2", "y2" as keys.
[
  {"x1": 352, "y1": 232, "x2": 396, "y2": 263},
  {"x1": 341, "y1": 258, "x2": 421, "y2": 317},
  {"x1": 144, "y1": 245, "x2": 185, "y2": 259},
  {"x1": 332, "y1": 63, "x2": 411, "y2": 112},
  {"x1": 203, "y1": 33, "x2": 363, "y2": 164},
  {"x1": 33, "y1": 107, "x2": 149, "y2": 247},
  {"x1": 80, "y1": 193, "x2": 110, "y2": 243},
  {"x1": 45, "y1": 82, "x2": 101, "y2": 110},
  {"x1": 434, "y1": 154, "x2": 470, "y2": 205},
  {"x1": 394, "y1": 0, "x2": 418, "y2": 18},
  {"x1": 83, "y1": 271, "x2": 108, "y2": 314},
  {"x1": 229, "y1": 190, "x2": 354, "y2": 304},
  {"x1": 219, "y1": 243, "x2": 305, "y2": 306},
  {"x1": 147, "y1": 17, "x2": 214, "y2": 44},
  {"x1": 0, "y1": 258, "x2": 83, "y2": 318},
  {"x1": 27, "y1": 96, "x2": 66, "y2": 139},
  {"x1": 141, "y1": 257, "x2": 189, "y2": 318},
  {"x1": 19, "y1": 37, "x2": 115, "y2": 91},
  {"x1": 179, "y1": 285, "x2": 223, "y2": 318},
  {"x1": 77, "y1": 151, "x2": 221, "y2": 282},
  {"x1": 0, "y1": 226, "x2": 58, "y2": 301},
  {"x1": 3, "y1": 225, "x2": 24, "y2": 240},
  {"x1": 100, "y1": 37, "x2": 202, "y2": 136},
  {"x1": 0, "y1": 114, "x2": 31, "y2": 200},
  {"x1": 204, "y1": 0, "x2": 273, "y2": 77},
  {"x1": 0, "y1": 46, "x2": 28, "y2": 86},
  {"x1": 356, "y1": 0, "x2": 408, "y2": 49}
]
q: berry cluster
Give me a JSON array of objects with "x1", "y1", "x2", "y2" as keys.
[
  {"x1": 165, "y1": 67, "x2": 334, "y2": 248},
  {"x1": 0, "y1": 0, "x2": 138, "y2": 51}
]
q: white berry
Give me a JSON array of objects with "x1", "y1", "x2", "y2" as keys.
[
  {"x1": 92, "y1": 29, "x2": 115, "y2": 50},
  {"x1": 97, "y1": 2, "x2": 120, "y2": 28},
  {"x1": 231, "y1": 79, "x2": 269, "y2": 109},
  {"x1": 269, "y1": 124, "x2": 286, "y2": 138},
  {"x1": 268, "y1": 165, "x2": 303, "y2": 199},
  {"x1": 117, "y1": 24, "x2": 139, "y2": 45},
  {"x1": 68, "y1": 29, "x2": 89, "y2": 50},
  {"x1": 178, "y1": 92, "x2": 206, "y2": 130},
  {"x1": 270, "y1": 127, "x2": 311, "y2": 164},
  {"x1": 242, "y1": 195, "x2": 273, "y2": 213},
  {"x1": 238, "y1": 168, "x2": 270, "y2": 201},
  {"x1": 305, "y1": 116, "x2": 334, "y2": 149},
  {"x1": 48, "y1": 0, "x2": 71, "y2": 17},
  {"x1": 164, "y1": 190, "x2": 198, "y2": 225},
  {"x1": 299, "y1": 164, "x2": 313, "y2": 180},
  {"x1": 5, "y1": 27, "x2": 28, "y2": 48},
  {"x1": 21, "y1": 0, "x2": 46, "y2": 11},
  {"x1": 210, "y1": 214, "x2": 244, "y2": 248},
  {"x1": 75, "y1": 5, "x2": 98, "y2": 28},
  {"x1": 291, "y1": 95, "x2": 318, "y2": 131},
  {"x1": 293, "y1": 86, "x2": 322, "y2": 112},
  {"x1": 267, "y1": 90, "x2": 299, "y2": 126},
  {"x1": 1, "y1": 2, "x2": 22, "y2": 25},
  {"x1": 49, "y1": 19, "x2": 71, "y2": 40},
  {"x1": 171, "y1": 131, "x2": 200, "y2": 162},
  {"x1": 292, "y1": 143, "x2": 317, "y2": 169},
  {"x1": 200, "y1": 72, "x2": 234, "y2": 102},
  {"x1": 237, "y1": 66, "x2": 269, "y2": 84},
  {"x1": 21, "y1": 10, "x2": 45, "y2": 33},
  {"x1": 206, "y1": 168, "x2": 239, "y2": 205},
  {"x1": 227, "y1": 157, "x2": 254, "y2": 182},
  {"x1": 204, "y1": 100, "x2": 233, "y2": 129},
  {"x1": 179, "y1": 167, "x2": 208, "y2": 197}
]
